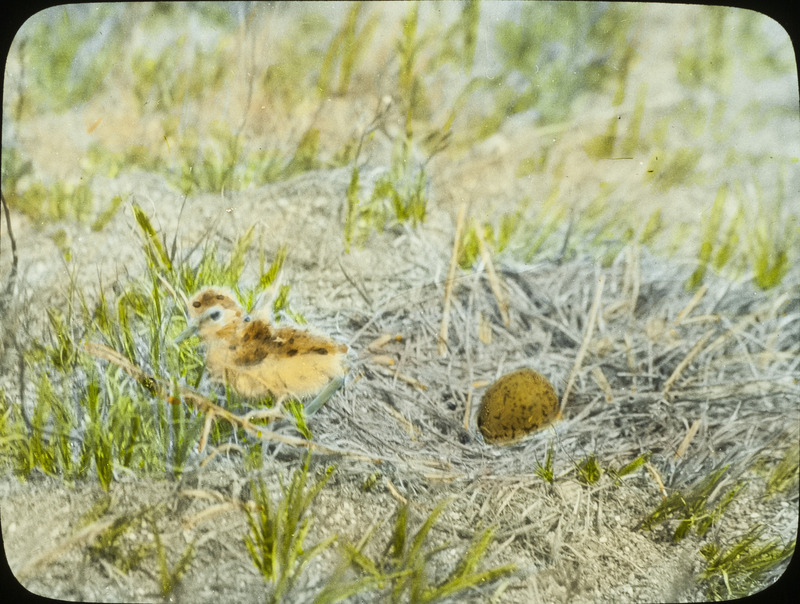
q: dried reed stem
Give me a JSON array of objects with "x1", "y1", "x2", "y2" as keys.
[
  {"x1": 372, "y1": 362, "x2": 428, "y2": 391},
  {"x1": 591, "y1": 366, "x2": 613, "y2": 403},
  {"x1": 628, "y1": 244, "x2": 640, "y2": 316},
  {"x1": 198, "y1": 412, "x2": 215, "y2": 452},
  {"x1": 438, "y1": 203, "x2": 467, "y2": 356},
  {"x1": 199, "y1": 443, "x2": 246, "y2": 467},
  {"x1": 560, "y1": 275, "x2": 605, "y2": 410},
  {"x1": 17, "y1": 517, "x2": 117, "y2": 581},
  {"x1": 675, "y1": 284, "x2": 708, "y2": 324},
  {"x1": 662, "y1": 329, "x2": 715, "y2": 396},
  {"x1": 675, "y1": 418, "x2": 702, "y2": 458},
  {"x1": 370, "y1": 354, "x2": 397, "y2": 366},
  {"x1": 367, "y1": 333, "x2": 402, "y2": 352},
  {"x1": 645, "y1": 462, "x2": 668, "y2": 499},
  {"x1": 182, "y1": 502, "x2": 241, "y2": 530},
  {"x1": 386, "y1": 479, "x2": 408, "y2": 505},
  {"x1": 475, "y1": 225, "x2": 510, "y2": 327},
  {"x1": 378, "y1": 398, "x2": 421, "y2": 440},
  {"x1": 463, "y1": 388, "x2": 474, "y2": 431},
  {"x1": 157, "y1": 272, "x2": 186, "y2": 308}
]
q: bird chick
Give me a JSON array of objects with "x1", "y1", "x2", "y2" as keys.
[{"x1": 177, "y1": 287, "x2": 348, "y2": 403}]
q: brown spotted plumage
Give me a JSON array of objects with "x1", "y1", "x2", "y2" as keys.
[
  {"x1": 177, "y1": 287, "x2": 347, "y2": 402},
  {"x1": 187, "y1": 287, "x2": 245, "y2": 321}
]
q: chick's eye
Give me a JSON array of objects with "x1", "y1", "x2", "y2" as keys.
[{"x1": 209, "y1": 310, "x2": 222, "y2": 321}]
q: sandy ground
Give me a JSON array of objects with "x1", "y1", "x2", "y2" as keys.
[
  {"x1": 1, "y1": 3, "x2": 798, "y2": 603},
  {"x1": 1, "y1": 165, "x2": 797, "y2": 602}
]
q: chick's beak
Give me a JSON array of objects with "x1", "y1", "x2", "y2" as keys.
[{"x1": 174, "y1": 320, "x2": 199, "y2": 344}]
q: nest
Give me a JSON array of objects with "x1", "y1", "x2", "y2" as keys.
[{"x1": 285, "y1": 233, "x2": 799, "y2": 492}]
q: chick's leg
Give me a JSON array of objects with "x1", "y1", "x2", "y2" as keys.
[{"x1": 303, "y1": 376, "x2": 345, "y2": 417}]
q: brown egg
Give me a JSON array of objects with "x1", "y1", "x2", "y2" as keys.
[{"x1": 478, "y1": 368, "x2": 561, "y2": 445}]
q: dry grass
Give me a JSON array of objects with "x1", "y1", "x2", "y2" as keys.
[
  {"x1": 1, "y1": 3, "x2": 797, "y2": 601},
  {"x1": 318, "y1": 232, "x2": 798, "y2": 486},
  {"x1": 1, "y1": 167, "x2": 797, "y2": 602}
]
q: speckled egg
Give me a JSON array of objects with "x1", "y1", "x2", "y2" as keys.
[{"x1": 478, "y1": 368, "x2": 561, "y2": 445}]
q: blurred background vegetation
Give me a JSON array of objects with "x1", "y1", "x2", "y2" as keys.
[{"x1": 1, "y1": 1, "x2": 798, "y2": 289}]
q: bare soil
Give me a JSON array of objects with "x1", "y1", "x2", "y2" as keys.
[
  {"x1": 1, "y1": 3, "x2": 798, "y2": 603},
  {"x1": 1, "y1": 163, "x2": 797, "y2": 603}
]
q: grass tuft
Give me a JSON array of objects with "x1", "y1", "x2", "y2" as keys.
[
  {"x1": 698, "y1": 525, "x2": 795, "y2": 600},
  {"x1": 0, "y1": 204, "x2": 312, "y2": 489},
  {"x1": 318, "y1": 3, "x2": 378, "y2": 97},
  {"x1": 244, "y1": 453, "x2": 337, "y2": 603},
  {"x1": 576, "y1": 455, "x2": 604, "y2": 485},
  {"x1": 639, "y1": 465, "x2": 744, "y2": 542},
  {"x1": 152, "y1": 515, "x2": 196, "y2": 599},
  {"x1": 533, "y1": 444, "x2": 556, "y2": 483},
  {"x1": 316, "y1": 498, "x2": 515, "y2": 603},
  {"x1": 764, "y1": 444, "x2": 800, "y2": 498},
  {"x1": 611, "y1": 452, "x2": 652, "y2": 483}
]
